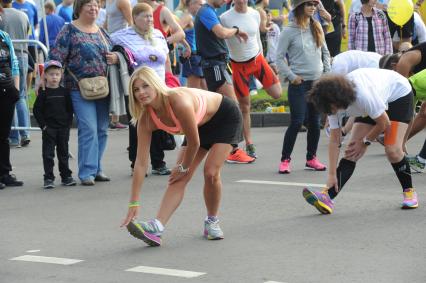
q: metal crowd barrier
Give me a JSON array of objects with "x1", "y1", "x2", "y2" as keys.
[{"x1": 11, "y1": 39, "x2": 48, "y2": 131}]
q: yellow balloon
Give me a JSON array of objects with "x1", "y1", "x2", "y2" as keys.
[{"x1": 387, "y1": 0, "x2": 414, "y2": 26}]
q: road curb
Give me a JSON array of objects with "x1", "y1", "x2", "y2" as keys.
[{"x1": 30, "y1": 112, "x2": 291, "y2": 129}]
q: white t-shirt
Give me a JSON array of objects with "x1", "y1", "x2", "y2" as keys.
[
  {"x1": 266, "y1": 22, "x2": 280, "y2": 64},
  {"x1": 220, "y1": 7, "x2": 261, "y2": 62},
  {"x1": 96, "y1": 8, "x2": 107, "y2": 27},
  {"x1": 328, "y1": 68, "x2": 412, "y2": 129},
  {"x1": 331, "y1": 50, "x2": 382, "y2": 74},
  {"x1": 414, "y1": 12, "x2": 426, "y2": 43}
]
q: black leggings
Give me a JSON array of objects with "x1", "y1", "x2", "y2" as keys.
[{"x1": 0, "y1": 85, "x2": 19, "y2": 176}]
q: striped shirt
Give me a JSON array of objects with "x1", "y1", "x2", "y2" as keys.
[{"x1": 348, "y1": 8, "x2": 392, "y2": 55}]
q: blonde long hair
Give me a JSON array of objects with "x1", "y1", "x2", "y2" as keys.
[{"x1": 128, "y1": 66, "x2": 172, "y2": 125}]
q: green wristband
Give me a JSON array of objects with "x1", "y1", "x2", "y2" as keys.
[{"x1": 128, "y1": 201, "x2": 140, "y2": 208}]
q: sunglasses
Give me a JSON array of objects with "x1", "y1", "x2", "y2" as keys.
[{"x1": 305, "y1": 2, "x2": 318, "y2": 7}]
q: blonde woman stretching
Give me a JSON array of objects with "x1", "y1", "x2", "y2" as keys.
[{"x1": 121, "y1": 66, "x2": 243, "y2": 246}]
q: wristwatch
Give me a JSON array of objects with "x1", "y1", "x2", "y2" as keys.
[
  {"x1": 233, "y1": 26, "x2": 240, "y2": 35},
  {"x1": 177, "y1": 164, "x2": 189, "y2": 173},
  {"x1": 363, "y1": 137, "x2": 372, "y2": 146}
]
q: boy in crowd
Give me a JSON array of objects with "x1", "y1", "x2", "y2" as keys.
[{"x1": 33, "y1": 60, "x2": 76, "y2": 189}]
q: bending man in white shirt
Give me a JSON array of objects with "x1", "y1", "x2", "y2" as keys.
[{"x1": 303, "y1": 68, "x2": 418, "y2": 214}]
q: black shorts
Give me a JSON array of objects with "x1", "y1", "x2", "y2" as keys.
[
  {"x1": 201, "y1": 59, "x2": 233, "y2": 92},
  {"x1": 182, "y1": 96, "x2": 243, "y2": 150},
  {"x1": 354, "y1": 91, "x2": 414, "y2": 125},
  {"x1": 386, "y1": 12, "x2": 414, "y2": 39}
]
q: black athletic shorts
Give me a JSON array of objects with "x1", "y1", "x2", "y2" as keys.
[
  {"x1": 201, "y1": 59, "x2": 233, "y2": 92},
  {"x1": 182, "y1": 96, "x2": 243, "y2": 150},
  {"x1": 354, "y1": 91, "x2": 414, "y2": 125},
  {"x1": 386, "y1": 12, "x2": 415, "y2": 39}
]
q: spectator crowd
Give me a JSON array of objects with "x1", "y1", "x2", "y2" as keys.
[{"x1": 1, "y1": 0, "x2": 426, "y2": 245}]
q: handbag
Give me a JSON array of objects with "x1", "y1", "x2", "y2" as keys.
[{"x1": 67, "y1": 30, "x2": 110, "y2": 100}]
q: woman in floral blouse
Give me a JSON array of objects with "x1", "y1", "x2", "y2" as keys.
[{"x1": 49, "y1": 0, "x2": 116, "y2": 186}]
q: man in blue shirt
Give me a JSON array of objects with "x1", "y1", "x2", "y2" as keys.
[
  {"x1": 39, "y1": 1, "x2": 65, "y2": 49},
  {"x1": 56, "y1": 0, "x2": 73, "y2": 23}
]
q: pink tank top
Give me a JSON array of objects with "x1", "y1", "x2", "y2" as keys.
[{"x1": 148, "y1": 93, "x2": 207, "y2": 134}]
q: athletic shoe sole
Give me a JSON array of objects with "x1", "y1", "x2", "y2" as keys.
[
  {"x1": 226, "y1": 159, "x2": 255, "y2": 164},
  {"x1": 305, "y1": 165, "x2": 327, "y2": 171},
  {"x1": 127, "y1": 222, "x2": 161, "y2": 247},
  {"x1": 401, "y1": 203, "x2": 419, "y2": 209},
  {"x1": 278, "y1": 170, "x2": 290, "y2": 174},
  {"x1": 203, "y1": 229, "x2": 224, "y2": 240},
  {"x1": 302, "y1": 188, "x2": 332, "y2": 214}
]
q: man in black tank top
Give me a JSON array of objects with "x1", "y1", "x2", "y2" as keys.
[
  {"x1": 392, "y1": 42, "x2": 426, "y2": 171},
  {"x1": 395, "y1": 42, "x2": 426, "y2": 77}
]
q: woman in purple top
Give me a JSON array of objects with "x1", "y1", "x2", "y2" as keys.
[
  {"x1": 111, "y1": 3, "x2": 173, "y2": 176},
  {"x1": 49, "y1": 0, "x2": 116, "y2": 186}
]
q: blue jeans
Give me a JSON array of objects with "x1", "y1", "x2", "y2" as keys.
[
  {"x1": 9, "y1": 54, "x2": 30, "y2": 143},
  {"x1": 281, "y1": 80, "x2": 321, "y2": 161},
  {"x1": 70, "y1": 90, "x2": 109, "y2": 181}
]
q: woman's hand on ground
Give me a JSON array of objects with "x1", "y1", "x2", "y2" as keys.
[{"x1": 120, "y1": 206, "x2": 140, "y2": 227}]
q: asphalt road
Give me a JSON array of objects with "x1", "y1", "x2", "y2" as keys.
[{"x1": 1, "y1": 127, "x2": 426, "y2": 283}]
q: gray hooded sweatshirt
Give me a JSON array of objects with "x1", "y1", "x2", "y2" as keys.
[{"x1": 276, "y1": 21, "x2": 331, "y2": 82}]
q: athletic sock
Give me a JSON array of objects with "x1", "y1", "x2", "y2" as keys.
[
  {"x1": 391, "y1": 157, "x2": 413, "y2": 191},
  {"x1": 231, "y1": 144, "x2": 238, "y2": 154},
  {"x1": 419, "y1": 139, "x2": 426, "y2": 160},
  {"x1": 153, "y1": 218, "x2": 164, "y2": 233},
  {"x1": 206, "y1": 215, "x2": 218, "y2": 222},
  {"x1": 327, "y1": 158, "x2": 356, "y2": 199}
]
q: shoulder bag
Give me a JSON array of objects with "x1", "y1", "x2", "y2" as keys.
[{"x1": 67, "y1": 29, "x2": 110, "y2": 100}]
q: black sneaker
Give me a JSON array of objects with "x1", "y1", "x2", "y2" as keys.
[
  {"x1": 20, "y1": 136, "x2": 31, "y2": 147},
  {"x1": 1, "y1": 174, "x2": 23, "y2": 186},
  {"x1": 0, "y1": 182, "x2": 5, "y2": 190},
  {"x1": 95, "y1": 172, "x2": 110, "y2": 182},
  {"x1": 152, "y1": 165, "x2": 171, "y2": 175},
  {"x1": 43, "y1": 179, "x2": 55, "y2": 189},
  {"x1": 62, "y1": 176, "x2": 77, "y2": 186}
]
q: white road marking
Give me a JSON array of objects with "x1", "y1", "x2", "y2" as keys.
[
  {"x1": 126, "y1": 266, "x2": 205, "y2": 278},
  {"x1": 25, "y1": 250, "x2": 40, "y2": 253},
  {"x1": 237, "y1": 179, "x2": 325, "y2": 188},
  {"x1": 265, "y1": 281, "x2": 288, "y2": 283},
  {"x1": 10, "y1": 255, "x2": 83, "y2": 265}
]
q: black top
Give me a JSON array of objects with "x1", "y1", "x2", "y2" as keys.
[
  {"x1": 408, "y1": 42, "x2": 426, "y2": 74},
  {"x1": 322, "y1": 0, "x2": 341, "y2": 24},
  {"x1": 366, "y1": 17, "x2": 376, "y2": 52},
  {"x1": 0, "y1": 38, "x2": 13, "y2": 88},
  {"x1": 194, "y1": 4, "x2": 228, "y2": 60},
  {"x1": 33, "y1": 86, "x2": 74, "y2": 129}
]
